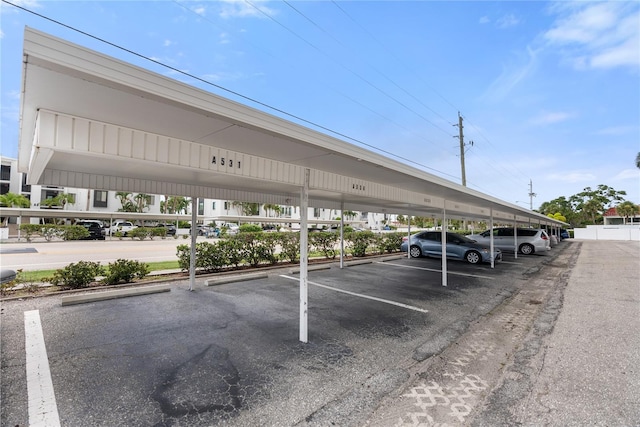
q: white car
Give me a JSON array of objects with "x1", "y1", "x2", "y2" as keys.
[
  {"x1": 468, "y1": 228, "x2": 550, "y2": 255},
  {"x1": 107, "y1": 220, "x2": 137, "y2": 236}
]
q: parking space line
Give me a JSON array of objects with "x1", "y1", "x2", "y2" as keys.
[
  {"x1": 24, "y1": 310, "x2": 61, "y2": 427},
  {"x1": 279, "y1": 275, "x2": 428, "y2": 313},
  {"x1": 378, "y1": 262, "x2": 493, "y2": 280}
]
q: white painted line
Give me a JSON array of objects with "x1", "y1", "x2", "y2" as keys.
[
  {"x1": 378, "y1": 262, "x2": 493, "y2": 280},
  {"x1": 24, "y1": 310, "x2": 61, "y2": 427},
  {"x1": 279, "y1": 275, "x2": 428, "y2": 313}
]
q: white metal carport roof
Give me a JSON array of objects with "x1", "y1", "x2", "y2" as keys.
[{"x1": 18, "y1": 27, "x2": 564, "y2": 342}]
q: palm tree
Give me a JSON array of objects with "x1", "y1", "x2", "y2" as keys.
[
  {"x1": 134, "y1": 193, "x2": 151, "y2": 213},
  {"x1": 0, "y1": 192, "x2": 30, "y2": 208},
  {"x1": 616, "y1": 201, "x2": 639, "y2": 224},
  {"x1": 636, "y1": 152, "x2": 640, "y2": 169}
]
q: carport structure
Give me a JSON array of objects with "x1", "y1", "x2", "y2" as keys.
[{"x1": 18, "y1": 28, "x2": 564, "y2": 342}]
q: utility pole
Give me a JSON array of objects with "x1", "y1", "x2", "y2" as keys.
[
  {"x1": 528, "y1": 179, "x2": 536, "y2": 210},
  {"x1": 454, "y1": 112, "x2": 473, "y2": 186},
  {"x1": 458, "y1": 112, "x2": 466, "y2": 186}
]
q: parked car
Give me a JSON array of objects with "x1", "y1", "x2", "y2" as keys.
[
  {"x1": 197, "y1": 225, "x2": 219, "y2": 237},
  {"x1": 75, "y1": 221, "x2": 106, "y2": 240},
  {"x1": 560, "y1": 229, "x2": 570, "y2": 240},
  {"x1": 106, "y1": 220, "x2": 137, "y2": 236},
  {"x1": 400, "y1": 231, "x2": 502, "y2": 264},
  {"x1": 468, "y1": 228, "x2": 550, "y2": 255},
  {"x1": 156, "y1": 223, "x2": 177, "y2": 236}
]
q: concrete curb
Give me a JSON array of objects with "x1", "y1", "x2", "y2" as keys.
[{"x1": 61, "y1": 284, "x2": 171, "y2": 306}]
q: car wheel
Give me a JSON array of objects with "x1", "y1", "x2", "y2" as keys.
[
  {"x1": 409, "y1": 245, "x2": 422, "y2": 258},
  {"x1": 519, "y1": 243, "x2": 534, "y2": 255},
  {"x1": 465, "y1": 250, "x2": 481, "y2": 264}
]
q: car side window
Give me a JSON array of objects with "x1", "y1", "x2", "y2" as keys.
[
  {"x1": 498, "y1": 228, "x2": 514, "y2": 237},
  {"x1": 480, "y1": 230, "x2": 491, "y2": 237}
]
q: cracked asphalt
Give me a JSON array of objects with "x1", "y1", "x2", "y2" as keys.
[{"x1": 2, "y1": 240, "x2": 638, "y2": 426}]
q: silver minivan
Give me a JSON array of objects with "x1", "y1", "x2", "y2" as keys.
[{"x1": 468, "y1": 228, "x2": 550, "y2": 255}]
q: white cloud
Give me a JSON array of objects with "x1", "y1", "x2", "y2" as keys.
[
  {"x1": 611, "y1": 168, "x2": 640, "y2": 181},
  {"x1": 479, "y1": 16, "x2": 490, "y2": 25},
  {"x1": 530, "y1": 111, "x2": 576, "y2": 125},
  {"x1": 0, "y1": 0, "x2": 41, "y2": 14},
  {"x1": 544, "y1": 2, "x2": 640, "y2": 70},
  {"x1": 218, "y1": 0, "x2": 275, "y2": 19},
  {"x1": 163, "y1": 39, "x2": 175, "y2": 47},
  {"x1": 497, "y1": 13, "x2": 520, "y2": 29},
  {"x1": 483, "y1": 46, "x2": 539, "y2": 101}
]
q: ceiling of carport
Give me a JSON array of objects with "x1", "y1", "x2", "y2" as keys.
[{"x1": 19, "y1": 27, "x2": 562, "y2": 226}]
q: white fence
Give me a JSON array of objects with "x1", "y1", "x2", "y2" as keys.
[{"x1": 574, "y1": 225, "x2": 640, "y2": 241}]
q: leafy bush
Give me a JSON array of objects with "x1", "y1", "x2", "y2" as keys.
[
  {"x1": 41, "y1": 224, "x2": 61, "y2": 242},
  {"x1": 309, "y1": 232, "x2": 339, "y2": 259},
  {"x1": 60, "y1": 225, "x2": 90, "y2": 241},
  {"x1": 19, "y1": 224, "x2": 43, "y2": 242},
  {"x1": 102, "y1": 259, "x2": 149, "y2": 285},
  {"x1": 48, "y1": 261, "x2": 104, "y2": 289},
  {"x1": 151, "y1": 227, "x2": 168, "y2": 239},
  {"x1": 128, "y1": 227, "x2": 152, "y2": 240},
  {"x1": 233, "y1": 233, "x2": 273, "y2": 267},
  {"x1": 346, "y1": 231, "x2": 375, "y2": 257},
  {"x1": 239, "y1": 224, "x2": 262, "y2": 233},
  {"x1": 278, "y1": 232, "x2": 300, "y2": 263},
  {"x1": 381, "y1": 232, "x2": 404, "y2": 253}
]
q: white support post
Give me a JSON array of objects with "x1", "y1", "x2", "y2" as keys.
[
  {"x1": 299, "y1": 169, "x2": 310, "y2": 343},
  {"x1": 189, "y1": 197, "x2": 197, "y2": 292},
  {"x1": 407, "y1": 213, "x2": 411, "y2": 259},
  {"x1": 513, "y1": 218, "x2": 518, "y2": 260},
  {"x1": 490, "y1": 209, "x2": 495, "y2": 269},
  {"x1": 441, "y1": 210, "x2": 447, "y2": 287},
  {"x1": 339, "y1": 202, "x2": 344, "y2": 269}
]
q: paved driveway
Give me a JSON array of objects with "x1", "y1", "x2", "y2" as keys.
[{"x1": 1, "y1": 244, "x2": 565, "y2": 426}]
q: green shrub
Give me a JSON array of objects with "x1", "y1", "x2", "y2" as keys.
[
  {"x1": 309, "y1": 232, "x2": 339, "y2": 259},
  {"x1": 60, "y1": 225, "x2": 90, "y2": 241},
  {"x1": 347, "y1": 231, "x2": 375, "y2": 257},
  {"x1": 200, "y1": 241, "x2": 230, "y2": 271},
  {"x1": 382, "y1": 232, "x2": 404, "y2": 253},
  {"x1": 19, "y1": 224, "x2": 43, "y2": 242},
  {"x1": 102, "y1": 259, "x2": 149, "y2": 285},
  {"x1": 48, "y1": 261, "x2": 104, "y2": 289},
  {"x1": 41, "y1": 224, "x2": 61, "y2": 242},
  {"x1": 128, "y1": 227, "x2": 152, "y2": 240},
  {"x1": 239, "y1": 224, "x2": 262, "y2": 233},
  {"x1": 221, "y1": 238, "x2": 243, "y2": 267},
  {"x1": 151, "y1": 227, "x2": 168, "y2": 239},
  {"x1": 278, "y1": 232, "x2": 300, "y2": 263},
  {"x1": 233, "y1": 233, "x2": 272, "y2": 267}
]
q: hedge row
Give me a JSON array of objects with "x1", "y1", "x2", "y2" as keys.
[
  {"x1": 18, "y1": 224, "x2": 175, "y2": 241},
  {"x1": 176, "y1": 231, "x2": 405, "y2": 273},
  {"x1": 45, "y1": 259, "x2": 150, "y2": 289}
]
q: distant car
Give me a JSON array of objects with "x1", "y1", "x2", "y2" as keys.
[
  {"x1": 157, "y1": 223, "x2": 177, "y2": 236},
  {"x1": 76, "y1": 221, "x2": 106, "y2": 240},
  {"x1": 400, "y1": 231, "x2": 502, "y2": 264},
  {"x1": 560, "y1": 229, "x2": 570, "y2": 240},
  {"x1": 107, "y1": 220, "x2": 137, "y2": 236},
  {"x1": 468, "y1": 228, "x2": 550, "y2": 255}
]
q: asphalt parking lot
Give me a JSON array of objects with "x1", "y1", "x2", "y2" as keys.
[{"x1": 2, "y1": 243, "x2": 569, "y2": 426}]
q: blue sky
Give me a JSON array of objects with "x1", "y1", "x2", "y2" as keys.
[{"x1": 1, "y1": 0, "x2": 639, "y2": 208}]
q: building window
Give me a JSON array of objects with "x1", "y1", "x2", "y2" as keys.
[
  {"x1": 313, "y1": 208, "x2": 320, "y2": 218},
  {"x1": 93, "y1": 190, "x2": 108, "y2": 208},
  {"x1": 198, "y1": 200, "x2": 204, "y2": 215},
  {"x1": 0, "y1": 165, "x2": 10, "y2": 181},
  {"x1": 147, "y1": 195, "x2": 155, "y2": 205},
  {"x1": 21, "y1": 175, "x2": 31, "y2": 193},
  {"x1": 212, "y1": 202, "x2": 216, "y2": 210},
  {"x1": 0, "y1": 183, "x2": 8, "y2": 195},
  {"x1": 224, "y1": 201, "x2": 230, "y2": 210}
]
